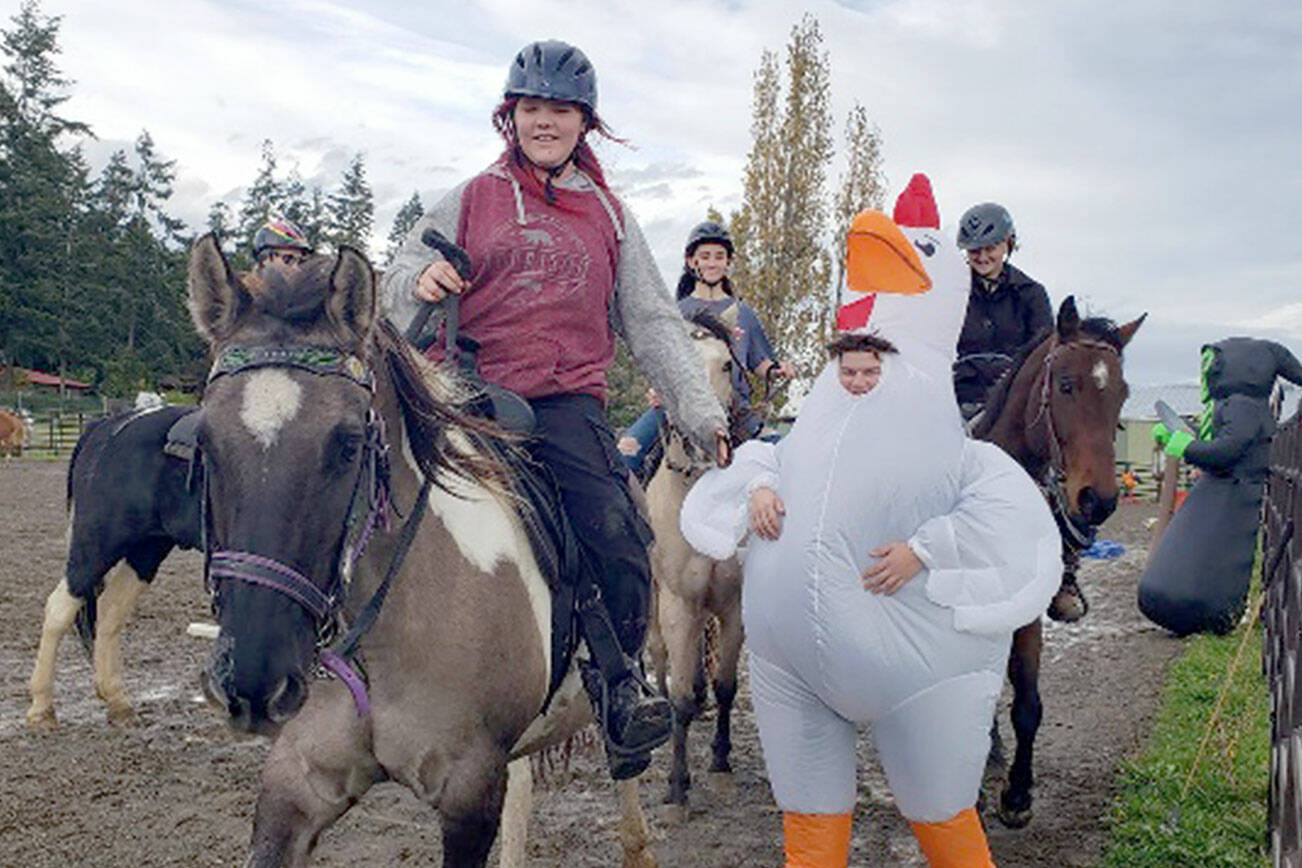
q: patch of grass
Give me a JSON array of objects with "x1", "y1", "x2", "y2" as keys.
[{"x1": 1101, "y1": 592, "x2": 1270, "y2": 868}]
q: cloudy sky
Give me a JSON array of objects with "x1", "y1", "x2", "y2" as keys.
[{"x1": 41, "y1": 0, "x2": 1301, "y2": 385}]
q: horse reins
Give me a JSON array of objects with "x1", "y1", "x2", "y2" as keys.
[
  {"x1": 201, "y1": 345, "x2": 432, "y2": 715},
  {"x1": 1027, "y1": 336, "x2": 1120, "y2": 548}
]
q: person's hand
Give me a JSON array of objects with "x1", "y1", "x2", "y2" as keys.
[
  {"x1": 775, "y1": 360, "x2": 797, "y2": 379},
  {"x1": 1151, "y1": 422, "x2": 1170, "y2": 448},
  {"x1": 748, "y1": 486, "x2": 785, "y2": 540},
  {"x1": 414, "y1": 259, "x2": 468, "y2": 303},
  {"x1": 646, "y1": 387, "x2": 662, "y2": 409},
  {"x1": 861, "y1": 541, "x2": 923, "y2": 595},
  {"x1": 715, "y1": 428, "x2": 732, "y2": 468},
  {"x1": 1165, "y1": 429, "x2": 1195, "y2": 459},
  {"x1": 616, "y1": 436, "x2": 640, "y2": 457}
]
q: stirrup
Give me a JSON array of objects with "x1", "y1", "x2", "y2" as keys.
[{"x1": 582, "y1": 666, "x2": 672, "y2": 758}]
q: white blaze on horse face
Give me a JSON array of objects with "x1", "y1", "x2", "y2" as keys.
[
  {"x1": 239, "y1": 370, "x2": 303, "y2": 449},
  {"x1": 1092, "y1": 360, "x2": 1109, "y2": 391}
]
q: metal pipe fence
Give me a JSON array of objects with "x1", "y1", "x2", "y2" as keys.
[{"x1": 1265, "y1": 412, "x2": 1302, "y2": 867}]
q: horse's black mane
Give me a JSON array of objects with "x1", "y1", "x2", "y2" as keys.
[
  {"x1": 970, "y1": 316, "x2": 1124, "y2": 440},
  {"x1": 687, "y1": 310, "x2": 734, "y2": 346}
]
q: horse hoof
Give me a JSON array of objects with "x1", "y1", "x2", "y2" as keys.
[
  {"x1": 997, "y1": 794, "x2": 1033, "y2": 829},
  {"x1": 664, "y1": 803, "x2": 687, "y2": 825},
  {"x1": 708, "y1": 756, "x2": 732, "y2": 774},
  {"x1": 1047, "y1": 587, "x2": 1087, "y2": 623},
  {"x1": 26, "y1": 706, "x2": 57, "y2": 731},
  {"x1": 106, "y1": 705, "x2": 138, "y2": 727}
]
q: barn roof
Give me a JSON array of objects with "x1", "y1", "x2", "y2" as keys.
[
  {"x1": 1122, "y1": 381, "x2": 1301, "y2": 420},
  {"x1": 0, "y1": 367, "x2": 92, "y2": 390}
]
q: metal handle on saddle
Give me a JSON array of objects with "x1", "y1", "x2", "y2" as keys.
[{"x1": 405, "y1": 228, "x2": 474, "y2": 355}]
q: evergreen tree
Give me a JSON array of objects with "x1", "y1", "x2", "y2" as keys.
[
  {"x1": 236, "y1": 138, "x2": 281, "y2": 260},
  {"x1": 327, "y1": 152, "x2": 374, "y2": 255},
  {"x1": 300, "y1": 184, "x2": 329, "y2": 250},
  {"x1": 384, "y1": 190, "x2": 423, "y2": 266},
  {"x1": 207, "y1": 199, "x2": 233, "y2": 240},
  {"x1": 0, "y1": 0, "x2": 91, "y2": 378}
]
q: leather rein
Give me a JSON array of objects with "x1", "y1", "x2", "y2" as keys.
[{"x1": 1026, "y1": 335, "x2": 1120, "y2": 548}]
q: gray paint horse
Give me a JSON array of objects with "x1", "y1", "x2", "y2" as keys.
[{"x1": 187, "y1": 236, "x2": 652, "y2": 867}]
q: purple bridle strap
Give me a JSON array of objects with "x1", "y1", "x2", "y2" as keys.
[
  {"x1": 319, "y1": 650, "x2": 372, "y2": 716},
  {"x1": 208, "y1": 550, "x2": 333, "y2": 623}
]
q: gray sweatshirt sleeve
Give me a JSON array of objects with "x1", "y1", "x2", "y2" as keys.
[
  {"x1": 611, "y1": 210, "x2": 727, "y2": 449},
  {"x1": 380, "y1": 180, "x2": 469, "y2": 333}
]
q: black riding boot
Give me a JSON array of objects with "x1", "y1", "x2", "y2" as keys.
[{"x1": 577, "y1": 590, "x2": 672, "y2": 780}]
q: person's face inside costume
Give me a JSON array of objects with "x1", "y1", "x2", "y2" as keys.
[
  {"x1": 837, "y1": 350, "x2": 883, "y2": 396},
  {"x1": 513, "y1": 97, "x2": 584, "y2": 170},
  {"x1": 689, "y1": 242, "x2": 731, "y2": 286},
  {"x1": 965, "y1": 240, "x2": 1009, "y2": 280}
]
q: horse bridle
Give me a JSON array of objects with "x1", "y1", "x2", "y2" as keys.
[
  {"x1": 1027, "y1": 335, "x2": 1120, "y2": 548},
  {"x1": 200, "y1": 344, "x2": 428, "y2": 714},
  {"x1": 663, "y1": 326, "x2": 749, "y2": 477}
]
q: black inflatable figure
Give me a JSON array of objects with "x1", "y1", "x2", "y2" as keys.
[{"x1": 1138, "y1": 337, "x2": 1302, "y2": 635}]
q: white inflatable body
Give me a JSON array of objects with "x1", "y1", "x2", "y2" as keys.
[{"x1": 680, "y1": 225, "x2": 1061, "y2": 821}]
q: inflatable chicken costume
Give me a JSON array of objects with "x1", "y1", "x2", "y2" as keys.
[{"x1": 680, "y1": 175, "x2": 1062, "y2": 867}]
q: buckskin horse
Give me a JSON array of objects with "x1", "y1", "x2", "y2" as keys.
[
  {"x1": 971, "y1": 295, "x2": 1143, "y2": 826},
  {"x1": 644, "y1": 310, "x2": 746, "y2": 819},
  {"x1": 187, "y1": 236, "x2": 654, "y2": 867}
]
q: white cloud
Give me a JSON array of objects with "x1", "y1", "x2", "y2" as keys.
[{"x1": 34, "y1": 0, "x2": 1302, "y2": 385}]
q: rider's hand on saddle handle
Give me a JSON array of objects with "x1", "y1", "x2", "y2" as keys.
[
  {"x1": 415, "y1": 259, "x2": 469, "y2": 303},
  {"x1": 748, "y1": 486, "x2": 784, "y2": 540}
]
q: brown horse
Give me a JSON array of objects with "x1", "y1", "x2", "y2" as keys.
[
  {"x1": 187, "y1": 237, "x2": 652, "y2": 867},
  {"x1": 972, "y1": 295, "x2": 1144, "y2": 827},
  {"x1": 0, "y1": 408, "x2": 27, "y2": 458},
  {"x1": 644, "y1": 311, "x2": 745, "y2": 819}
]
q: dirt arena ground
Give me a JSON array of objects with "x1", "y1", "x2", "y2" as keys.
[{"x1": 0, "y1": 459, "x2": 1182, "y2": 866}]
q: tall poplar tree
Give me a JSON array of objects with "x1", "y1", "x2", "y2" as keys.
[
  {"x1": 729, "y1": 15, "x2": 834, "y2": 371},
  {"x1": 831, "y1": 102, "x2": 886, "y2": 322}
]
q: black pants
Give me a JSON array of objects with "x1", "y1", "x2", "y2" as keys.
[{"x1": 528, "y1": 394, "x2": 653, "y2": 657}]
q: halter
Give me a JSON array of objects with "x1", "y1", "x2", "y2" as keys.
[
  {"x1": 1026, "y1": 335, "x2": 1120, "y2": 548},
  {"x1": 201, "y1": 344, "x2": 427, "y2": 715},
  {"x1": 662, "y1": 325, "x2": 749, "y2": 477}
]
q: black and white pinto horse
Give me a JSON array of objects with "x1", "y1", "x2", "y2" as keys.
[
  {"x1": 27, "y1": 406, "x2": 200, "y2": 728},
  {"x1": 187, "y1": 237, "x2": 655, "y2": 867}
]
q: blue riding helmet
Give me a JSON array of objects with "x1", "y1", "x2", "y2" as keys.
[{"x1": 505, "y1": 40, "x2": 597, "y2": 113}]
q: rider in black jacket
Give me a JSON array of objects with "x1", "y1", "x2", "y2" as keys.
[
  {"x1": 953, "y1": 203, "x2": 1053, "y2": 418},
  {"x1": 953, "y1": 203, "x2": 1095, "y2": 624}
]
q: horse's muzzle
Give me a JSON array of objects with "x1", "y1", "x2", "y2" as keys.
[
  {"x1": 203, "y1": 637, "x2": 309, "y2": 735},
  {"x1": 1075, "y1": 487, "x2": 1117, "y2": 528}
]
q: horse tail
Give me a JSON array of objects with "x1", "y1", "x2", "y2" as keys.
[{"x1": 74, "y1": 592, "x2": 97, "y2": 659}]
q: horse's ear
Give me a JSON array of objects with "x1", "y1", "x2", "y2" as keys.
[
  {"x1": 1056, "y1": 295, "x2": 1080, "y2": 340},
  {"x1": 1116, "y1": 312, "x2": 1146, "y2": 348},
  {"x1": 187, "y1": 234, "x2": 248, "y2": 344},
  {"x1": 719, "y1": 303, "x2": 741, "y2": 330},
  {"x1": 327, "y1": 246, "x2": 376, "y2": 348}
]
